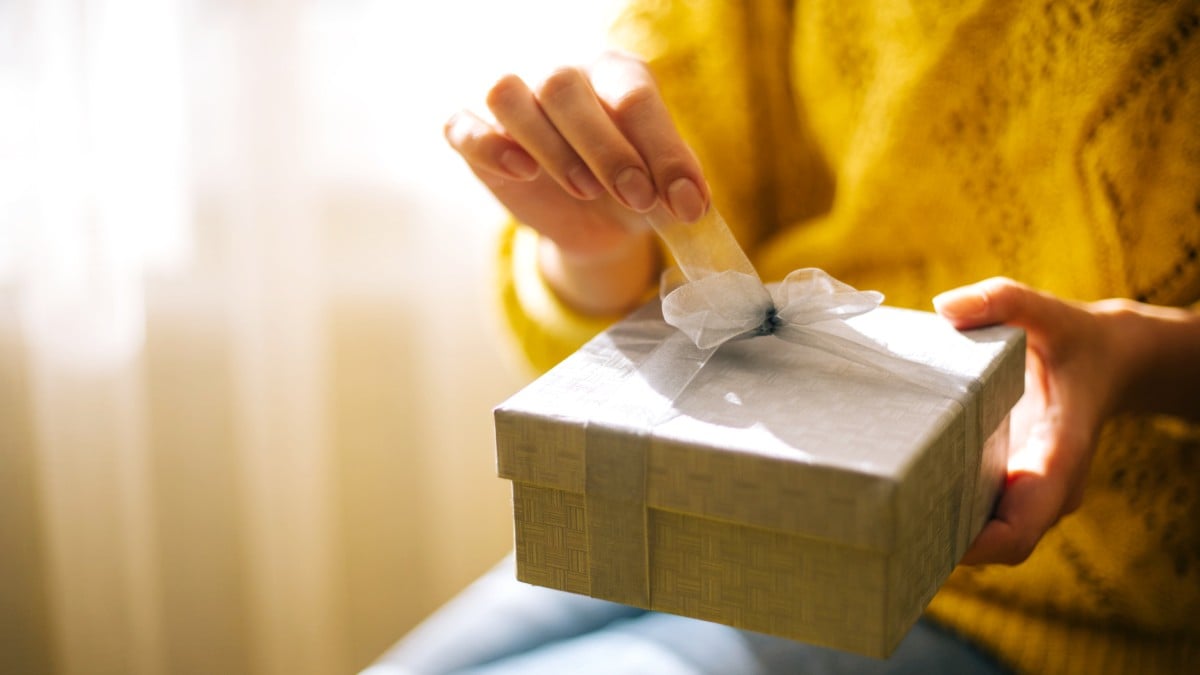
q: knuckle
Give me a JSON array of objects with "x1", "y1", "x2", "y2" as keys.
[
  {"x1": 536, "y1": 66, "x2": 586, "y2": 104},
  {"x1": 980, "y1": 276, "x2": 1019, "y2": 299},
  {"x1": 486, "y1": 74, "x2": 526, "y2": 110},
  {"x1": 978, "y1": 276, "x2": 1024, "y2": 313},
  {"x1": 609, "y1": 84, "x2": 658, "y2": 118},
  {"x1": 591, "y1": 50, "x2": 656, "y2": 109}
]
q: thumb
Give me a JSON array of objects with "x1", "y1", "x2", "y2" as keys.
[{"x1": 933, "y1": 277, "x2": 1065, "y2": 333}]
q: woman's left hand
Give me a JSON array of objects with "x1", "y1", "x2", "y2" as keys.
[{"x1": 933, "y1": 277, "x2": 1138, "y2": 565}]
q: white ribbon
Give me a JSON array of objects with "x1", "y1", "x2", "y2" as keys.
[
  {"x1": 656, "y1": 267, "x2": 968, "y2": 398},
  {"x1": 643, "y1": 206, "x2": 968, "y2": 397},
  {"x1": 662, "y1": 268, "x2": 882, "y2": 347}
]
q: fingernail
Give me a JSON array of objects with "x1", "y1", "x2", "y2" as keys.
[
  {"x1": 614, "y1": 167, "x2": 656, "y2": 212},
  {"x1": 667, "y1": 178, "x2": 706, "y2": 223},
  {"x1": 567, "y1": 165, "x2": 604, "y2": 199},
  {"x1": 933, "y1": 288, "x2": 988, "y2": 320},
  {"x1": 499, "y1": 150, "x2": 539, "y2": 180}
]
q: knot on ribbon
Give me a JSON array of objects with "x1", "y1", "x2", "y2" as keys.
[
  {"x1": 660, "y1": 267, "x2": 885, "y2": 351},
  {"x1": 754, "y1": 308, "x2": 783, "y2": 337}
]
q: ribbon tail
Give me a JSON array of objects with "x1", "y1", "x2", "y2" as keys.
[{"x1": 645, "y1": 205, "x2": 759, "y2": 283}]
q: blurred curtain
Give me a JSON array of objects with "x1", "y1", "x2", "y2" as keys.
[{"x1": 0, "y1": 1, "x2": 619, "y2": 673}]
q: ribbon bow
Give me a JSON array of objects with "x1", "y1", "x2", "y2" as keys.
[
  {"x1": 643, "y1": 205, "x2": 966, "y2": 397},
  {"x1": 661, "y1": 268, "x2": 883, "y2": 349}
]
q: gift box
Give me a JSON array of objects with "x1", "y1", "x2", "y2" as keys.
[{"x1": 494, "y1": 283, "x2": 1024, "y2": 657}]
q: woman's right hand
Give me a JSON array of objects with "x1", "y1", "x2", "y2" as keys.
[{"x1": 444, "y1": 50, "x2": 709, "y2": 315}]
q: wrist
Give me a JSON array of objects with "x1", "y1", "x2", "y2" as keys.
[
  {"x1": 537, "y1": 229, "x2": 660, "y2": 317},
  {"x1": 1091, "y1": 299, "x2": 1148, "y2": 417},
  {"x1": 1093, "y1": 299, "x2": 1200, "y2": 420}
]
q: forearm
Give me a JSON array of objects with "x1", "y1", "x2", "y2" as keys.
[{"x1": 1102, "y1": 299, "x2": 1200, "y2": 421}]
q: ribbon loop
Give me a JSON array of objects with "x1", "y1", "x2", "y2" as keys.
[
  {"x1": 660, "y1": 265, "x2": 891, "y2": 364},
  {"x1": 773, "y1": 268, "x2": 884, "y2": 326},
  {"x1": 660, "y1": 270, "x2": 773, "y2": 349}
]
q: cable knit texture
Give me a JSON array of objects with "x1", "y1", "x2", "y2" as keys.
[{"x1": 495, "y1": 1, "x2": 1200, "y2": 672}]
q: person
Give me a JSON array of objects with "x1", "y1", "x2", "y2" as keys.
[{"x1": 375, "y1": 1, "x2": 1200, "y2": 673}]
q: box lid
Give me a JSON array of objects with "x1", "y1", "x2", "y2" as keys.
[{"x1": 496, "y1": 301, "x2": 1024, "y2": 554}]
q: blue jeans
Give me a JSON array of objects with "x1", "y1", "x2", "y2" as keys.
[{"x1": 366, "y1": 554, "x2": 1011, "y2": 675}]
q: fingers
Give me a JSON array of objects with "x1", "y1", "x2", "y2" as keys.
[
  {"x1": 960, "y1": 420, "x2": 1065, "y2": 562},
  {"x1": 961, "y1": 405, "x2": 1093, "y2": 566},
  {"x1": 589, "y1": 51, "x2": 709, "y2": 222},
  {"x1": 536, "y1": 65, "x2": 660, "y2": 211},
  {"x1": 933, "y1": 277, "x2": 1073, "y2": 336},
  {"x1": 447, "y1": 51, "x2": 708, "y2": 222},
  {"x1": 961, "y1": 447, "x2": 1065, "y2": 566},
  {"x1": 944, "y1": 278, "x2": 1111, "y2": 567},
  {"x1": 444, "y1": 110, "x2": 541, "y2": 182},
  {"x1": 487, "y1": 71, "x2": 612, "y2": 202}
]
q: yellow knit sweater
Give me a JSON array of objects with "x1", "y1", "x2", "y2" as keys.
[{"x1": 496, "y1": 1, "x2": 1200, "y2": 673}]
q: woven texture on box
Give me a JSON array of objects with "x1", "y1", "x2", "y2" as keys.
[
  {"x1": 647, "y1": 439, "x2": 896, "y2": 551},
  {"x1": 513, "y1": 482, "x2": 897, "y2": 656},
  {"x1": 497, "y1": 410, "x2": 587, "y2": 494},
  {"x1": 648, "y1": 510, "x2": 889, "y2": 656},
  {"x1": 513, "y1": 483, "x2": 589, "y2": 596}
]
